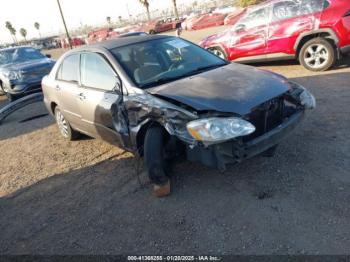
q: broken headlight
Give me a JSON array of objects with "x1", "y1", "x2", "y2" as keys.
[
  {"x1": 3, "y1": 70, "x2": 22, "y2": 80},
  {"x1": 187, "y1": 117, "x2": 255, "y2": 143}
]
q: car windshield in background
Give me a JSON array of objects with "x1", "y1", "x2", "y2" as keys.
[
  {"x1": 0, "y1": 47, "x2": 46, "y2": 66},
  {"x1": 111, "y1": 37, "x2": 228, "y2": 88}
]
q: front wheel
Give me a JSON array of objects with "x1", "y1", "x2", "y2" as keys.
[
  {"x1": 299, "y1": 38, "x2": 335, "y2": 72},
  {"x1": 54, "y1": 107, "x2": 80, "y2": 141},
  {"x1": 208, "y1": 47, "x2": 228, "y2": 60},
  {"x1": 144, "y1": 126, "x2": 171, "y2": 197}
]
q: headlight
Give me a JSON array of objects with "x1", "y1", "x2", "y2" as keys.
[
  {"x1": 289, "y1": 81, "x2": 316, "y2": 109},
  {"x1": 3, "y1": 70, "x2": 22, "y2": 80},
  {"x1": 299, "y1": 88, "x2": 316, "y2": 109},
  {"x1": 187, "y1": 117, "x2": 255, "y2": 142}
]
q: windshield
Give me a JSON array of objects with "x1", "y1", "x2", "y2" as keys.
[
  {"x1": 111, "y1": 37, "x2": 228, "y2": 88},
  {"x1": 0, "y1": 47, "x2": 46, "y2": 66}
]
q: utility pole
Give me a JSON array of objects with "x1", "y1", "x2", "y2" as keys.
[{"x1": 57, "y1": 0, "x2": 72, "y2": 49}]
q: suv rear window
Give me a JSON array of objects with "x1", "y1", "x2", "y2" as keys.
[{"x1": 272, "y1": 0, "x2": 330, "y2": 22}]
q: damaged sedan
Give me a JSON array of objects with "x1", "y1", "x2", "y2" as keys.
[{"x1": 42, "y1": 35, "x2": 315, "y2": 197}]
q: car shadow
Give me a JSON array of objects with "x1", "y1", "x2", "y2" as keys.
[
  {"x1": 0, "y1": 101, "x2": 54, "y2": 141},
  {"x1": 0, "y1": 72, "x2": 349, "y2": 254},
  {"x1": 251, "y1": 55, "x2": 350, "y2": 69}
]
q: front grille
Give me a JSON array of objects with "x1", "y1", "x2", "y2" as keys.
[{"x1": 243, "y1": 96, "x2": 285, "y2": 142}]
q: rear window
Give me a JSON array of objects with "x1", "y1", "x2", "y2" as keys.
[
  {"x1": 272, "y1": 0, "x2": 330, "y2": 22},
  {"x1": 57, "y1": 54, "x2": 80, "y2": 82}
]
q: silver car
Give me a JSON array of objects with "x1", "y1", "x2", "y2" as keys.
[{"x1": 42, "y1": 35, "x2": 315, "y2": 197}]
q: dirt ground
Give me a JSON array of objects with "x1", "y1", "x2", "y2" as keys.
[{"x1": 0, "y1": 26, "x2": 350, "y2": 255}]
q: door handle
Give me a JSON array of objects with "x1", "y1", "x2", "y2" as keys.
[
  {"x1": 55, "y1": 85, "x2": 60, "y2": 91},
  {"x1": 77, "y1": 93, "x2": 86, "y2": 101}
]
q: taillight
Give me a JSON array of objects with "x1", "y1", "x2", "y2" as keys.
[{"x1": 344, "y1": 10, "x2": 350, "y2": 17}]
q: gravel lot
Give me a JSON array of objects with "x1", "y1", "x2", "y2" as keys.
[{"x1": 0, "y1": 26, "x2": 349, "y2": 255}]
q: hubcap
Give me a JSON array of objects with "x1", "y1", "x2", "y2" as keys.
[
  {"x1": 55, "y1": 110, "x2": 69, "y2": 138},
  {"x1": 210, "y1": 48, "x2": 225, "y2": 59},
  {"x1": 304, "y1": 44, "x2": 329, "y2": 69}
]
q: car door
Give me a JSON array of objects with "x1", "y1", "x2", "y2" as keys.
[
  {"x1": 78, "y1": 52, "x2": 129, "y2": 147},
  {"x1": 55, "y1": 53, "x2": 83, "y2": 129},
  {"x1": 231, "y1": 6, "x2": 270, "y2": 59},
  {"x1": 267, "y1": 0, "x2": 318, "y2": 55}
]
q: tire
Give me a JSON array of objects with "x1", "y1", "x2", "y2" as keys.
[
  {"x1": 299, "y1": 38, "x2": 335, "y2": 72},
  {"x1": 54, "y1": 106, "x2": 79, "y2": 141},
  {"x1": 6, "y1": 93, "x2": 17, "y2": 102},
  {"x1": 149, "y1": 29, "x2": 156, "y2": 35},
  {"x1": 208, "y1": 46, "x2": 228, "y2": 60},
  {"x1": 0, "y1": 82, "x2": 5, "y2": 96},
  {"x1": 144, "y1": 126, "x2": 169, "y2": 186}
]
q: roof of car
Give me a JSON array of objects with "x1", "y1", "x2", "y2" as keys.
[
  {"x1": 0, "y1": 46, "x2": 36, "y2": 52},
  {"x1": 85, "y1": 34, "x2": 172, "y2": 50}
]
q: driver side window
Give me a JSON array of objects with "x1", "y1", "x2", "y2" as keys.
[
  {"x1": 80, "y1": 53, "x2": 116, "y2": 91},
  {"x1": 238, "y1": 7, "x2": 269, "y2": 30}
]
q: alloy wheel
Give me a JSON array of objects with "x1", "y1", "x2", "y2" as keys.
[
  {"x1": 55, "y1": 110, "x2": 69, "y2": 138},
  {"x1": 303, "y1": 44, "x2": 329, "y2": 70},
  {"x1": 210, "y1": 48, "x2": 226, "y2": 59}
]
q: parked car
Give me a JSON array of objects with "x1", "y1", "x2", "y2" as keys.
[
  {"x1": 183, "y1": 12, "x2": 227, "y2": 30},
  {"x1": 42, "y1": 35, "x2": 315, "y2": 196},
  {"x1": 0, "y1": 47, "x2": 55, "y2": 101},
  {"x1": 224, "y1": 8, "x2": 246, "y2": 25},
  {"x1": 199, "y1": 0, "x2": 350, "y2": 71},
  {"x1": 141, "y1": 18, "x2": 184, "y2": 34}
]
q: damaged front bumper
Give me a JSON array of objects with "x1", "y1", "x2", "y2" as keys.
[{"x1": 186, "y1": 109, "x2": 305, "y2": 171}]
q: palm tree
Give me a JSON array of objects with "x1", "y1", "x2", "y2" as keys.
[
  {"x1": 34, "y1": 22, "x2": 41, "y2": 38},
  {"x1": 20, "y1": 28, "x2": 27, "y2": 42},
  {"x1": 106, "y1": 16, "x2": 111, "y2": 27},
  {"x1": 171, "y1": 0, "x2": 179, "y2": 19},
  {"x1": 138, "y1": 0, "x2": 151, "y2": 21},
  {"x1": 5, "y1": 21, "x2": 17, "y2": 43}
]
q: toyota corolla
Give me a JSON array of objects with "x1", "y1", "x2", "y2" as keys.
[{"x1": 42, "y1": 35, "x2": 315, "y2": 197}]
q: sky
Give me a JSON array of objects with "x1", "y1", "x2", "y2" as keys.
[{"x1": 0, "y1": 0, "x2": 191, "y2": 43}]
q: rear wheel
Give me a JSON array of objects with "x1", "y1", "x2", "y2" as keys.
[
  {"x1": 299, "y1": 38, "x2": 335, "y2": 72},
  {"x1": 149, "y1": 29, "x2": 156, "y2": 35},
  {"x1": 54, "y1": 107, "x2": 79, "y2": 141},
  {"x1": 208, "y1": 46, "x2": 227, "y2": 60}
]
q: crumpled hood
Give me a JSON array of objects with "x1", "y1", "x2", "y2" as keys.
[
  {"x1": 147, "y1": 63, "x2": 290, "y2": 116},
  {"x1": 0, "y1": 58, "x2": 55, "y2": 72}
]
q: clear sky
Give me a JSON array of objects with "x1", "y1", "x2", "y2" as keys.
[{"x1": 0, "y1": 0, "x2": 191, "y2": 43}]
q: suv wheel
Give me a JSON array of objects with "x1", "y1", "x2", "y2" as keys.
[
  {"x1": 299, "y1": 38, "x2": 335, "y2": 72},
  {"x1": 208, "y1": 47, "x2": 227, "y2": 60},
  {"x1": 54, "y1": 107, "x2": 79, "y2": 141}
]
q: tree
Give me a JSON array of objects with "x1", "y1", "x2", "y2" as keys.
[
  {"x1": 20, "y1": 28, "x2": 27, "y2": 42},
  {"x1": 34, "y1": 22, "x2": 41, "y2": 38},
  {"x1": 236, "y1": 0, "x2": 265, "y2": 8},
  {"x1": 171, "y1": 0, "x2": 179, "y2": 19},
  {"x1": 138, "y1": 0, "x2": 151, "y2": 21},
  {"x1": 106, "y1": 16, "x2": 111, "y2": 26},
  {"x1": 5, "y1": 21, "x2": 17, "y2": 43}
]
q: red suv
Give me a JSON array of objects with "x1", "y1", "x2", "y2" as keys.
[{"x1": 199, "y1": 0, "x2": 350, "y2": 71}]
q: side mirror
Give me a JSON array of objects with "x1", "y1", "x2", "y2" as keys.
[
  {"x1": 46, "y1": 54, "x2": 52, "y2": 58},
  {"x1": 235, "y1": 24, "x2": 246, "y2": 33}
]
